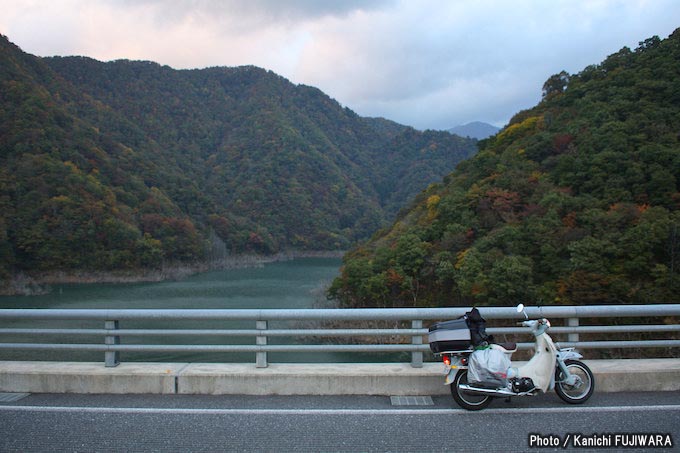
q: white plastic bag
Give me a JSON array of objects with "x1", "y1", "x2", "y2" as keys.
[{"x1": 468, "y1": 348, "x2": 510, "y2": 387}]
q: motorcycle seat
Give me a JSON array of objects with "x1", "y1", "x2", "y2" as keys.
[{"x1": 493, "y1": 342, "x2": 517, "y2": 353}]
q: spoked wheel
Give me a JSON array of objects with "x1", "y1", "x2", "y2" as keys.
[
  {"x1": 555, "y1": 359, "x2": 595, "y2": 404},
  {"x1": 450, "y1": 369, "x2": 493, "y2": 411}
]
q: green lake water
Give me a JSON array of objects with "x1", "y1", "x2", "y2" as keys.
[
  {"x1": 0, "y1": 257, "x2": 406, "y2": 363},
  {"x1": 0, "y1": 257, "x2": 341, "y2": 310}
]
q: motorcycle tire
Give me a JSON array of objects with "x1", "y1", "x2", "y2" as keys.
[
  {"x1": 554, "y1": 359, "x2": 595, "y2": 404},
  {"x1": 450, "y1": 369, "x2": 493, "y2": 411}
]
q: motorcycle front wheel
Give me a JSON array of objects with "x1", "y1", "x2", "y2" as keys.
[
  {"x1": 450, "y1": 369, "x2": 492, "y2": 411},
  {"x1": 554, "y1": 359, "x2": 594, "y2": 404}
]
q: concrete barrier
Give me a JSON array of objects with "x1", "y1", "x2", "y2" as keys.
[
  {"x1": 175, "y1": 363, "x2": 446, "y2": 395},
  {"x1": 0, "y1": 362, "x2": 182, "y2": 394},
  {"x1": 1, "y1": 359, "x2": 679, "y2": 395}
]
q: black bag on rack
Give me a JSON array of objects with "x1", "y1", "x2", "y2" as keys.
[{"x1": 465, "y1": 307, "x2": 493, "y2": 347}]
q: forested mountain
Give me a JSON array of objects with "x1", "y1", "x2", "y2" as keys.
[
  {"x1": 0, "y1": 34, "x2": 476, "y2": 284},
  {"x1": 329, "y1": 30, "x2": 680, "y2": 308}
]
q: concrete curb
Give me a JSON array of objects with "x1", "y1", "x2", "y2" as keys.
[{"x1": 1, "y1": 359, "x2": 679, "y2": 395}]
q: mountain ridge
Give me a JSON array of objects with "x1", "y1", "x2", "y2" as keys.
[
  {"x1": 448, "y1": 121, "x2": 500, "y2": 140},
  {"x1": 0, "y1": 34, "x2": 477, "y2": 286},
  {"x1": 329, "y1": 29, "x2": 680, "y2": 308}
]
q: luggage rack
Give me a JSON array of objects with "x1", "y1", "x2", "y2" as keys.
[{"x1": 433, "y1": 348, "x2": 473, "y2": 356}]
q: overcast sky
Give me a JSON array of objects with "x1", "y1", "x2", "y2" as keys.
[{"x1": 1, "y1": 1, "x2": 679, "y2": 130}]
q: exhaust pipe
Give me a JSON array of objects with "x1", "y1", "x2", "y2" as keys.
[{"x1": 458, "y1": 384, "x2": 534, "y2": 397}]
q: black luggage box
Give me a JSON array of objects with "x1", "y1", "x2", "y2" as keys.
[{"x1": 428, "y1": 318, "x2": 471, "y2": 353}]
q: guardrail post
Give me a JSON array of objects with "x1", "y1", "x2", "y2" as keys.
[
  {"x1": 568, "y1": 317, "x2": 579, "y2": 344},
  {"x1": 104, "y1": 320, "x2": 120, "y2": 367},
  {"x1": 256, "y1": 320, "x2": 268, "y2": 368},
  {"x1": 411, "y1": 320, "x2": 423, "y2": 368}
]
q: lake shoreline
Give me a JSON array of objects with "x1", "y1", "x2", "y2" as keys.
[{"x1": 0, "y1": 251, "x2": 345, "y2": 296}]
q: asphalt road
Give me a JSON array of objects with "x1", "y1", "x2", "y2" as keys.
[{"x1": 1, "y1": 391, "x2": 678, "y2": 452}]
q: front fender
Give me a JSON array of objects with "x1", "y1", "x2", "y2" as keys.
[{"x1": 557, "y1": 347, "x2": 583, "y2": 361}]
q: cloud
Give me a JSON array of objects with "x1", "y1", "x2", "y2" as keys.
[
  {"x1": 293, "y1": 0, "x2": 680, "y2": 128},
  {"x1": 110, "y1": 0, "x2": 396, "y2": 32},
  {"x1": 1, "y1": 0, "x2": 679, "y2": 129}
]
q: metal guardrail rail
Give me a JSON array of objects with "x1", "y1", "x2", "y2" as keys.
[{"x1": 0, "y1": 304, "x2": 679, "y2": 368}]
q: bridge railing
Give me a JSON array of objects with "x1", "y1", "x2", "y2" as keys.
[{"x1": 0, "y1": 304, "x2": 679, "y2": 368}]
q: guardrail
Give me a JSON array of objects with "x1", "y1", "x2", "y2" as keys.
[{"x1": 0, "y1": 304, "x2": 679, "y2": 368}]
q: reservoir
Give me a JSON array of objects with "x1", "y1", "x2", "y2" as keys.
[
  {"x1": 0, "y1": 257, "x2": 341, "y2": 310},
  {"x1": 0, "y1": 257, "x2": 399, "y2": 364}
]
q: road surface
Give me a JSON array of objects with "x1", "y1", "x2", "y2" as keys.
[{"x1": 1, "y1": 391, "x2": 678, "y2": 451}]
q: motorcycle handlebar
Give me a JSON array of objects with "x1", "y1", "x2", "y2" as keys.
[{"x1": 517, "y1": 318, "x2": 551, "y2": 329}]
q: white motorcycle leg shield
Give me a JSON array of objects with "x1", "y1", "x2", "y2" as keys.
[{"x1": 517, "y1": 335, "x2": 557, "y2": 392}]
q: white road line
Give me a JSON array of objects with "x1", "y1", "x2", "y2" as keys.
[{"x1": 0, "y1": 404, "x2": 679, "y2": 416}]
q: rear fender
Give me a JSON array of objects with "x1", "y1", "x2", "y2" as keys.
[
  {"x1": 450, "y1": 355, "x2": 469, "y2": 369},
  {"x1": 443, "y1": 355, "x2": 469, "y2": 385}
]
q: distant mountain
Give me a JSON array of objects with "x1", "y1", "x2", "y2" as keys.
[
  {"x1": 0, "y1": 34, "x2": 478, "y2": 282},
  {"x1": 448, "y1": 121, "x2": 500, "y2": 139},
  {"x1": 330, "y1": 30, "x2": 680, "y2": 308}
]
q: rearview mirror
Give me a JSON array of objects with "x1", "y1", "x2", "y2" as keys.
[{"x1": 516, "y1": 303, "x2": 529, "y2": 319}]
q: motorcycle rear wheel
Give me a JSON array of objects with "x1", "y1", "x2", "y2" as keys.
[
  {"x1": 554, "y1": 359, "x2": 594, "y2": 404},
  {"x1": 450, "y1": 369, "x2": 493, "y2": 411}
]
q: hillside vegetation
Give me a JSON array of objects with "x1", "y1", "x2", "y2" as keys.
[
  {"x1": 329, "y1": 30, "x2": 680, "y2": 308},
  {"x1": 0, "y1": 35, "x2": 476, "y2": 285}
]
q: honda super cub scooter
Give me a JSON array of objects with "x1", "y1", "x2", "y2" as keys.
[{"x1": 430, "y1": 304, "x2": 594, "y2": 411}]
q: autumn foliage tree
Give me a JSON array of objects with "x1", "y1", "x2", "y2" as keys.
[
  {"x1": 0, "y1": 32, "x2": 477, "y2": 285},
  {"x1": 330, "y1": 29, "x2": 680, "y2": 308}
]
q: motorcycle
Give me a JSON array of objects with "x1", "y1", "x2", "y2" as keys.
[{"x1": 433, "y1": 304, "x2": 594, "y2": 411}]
